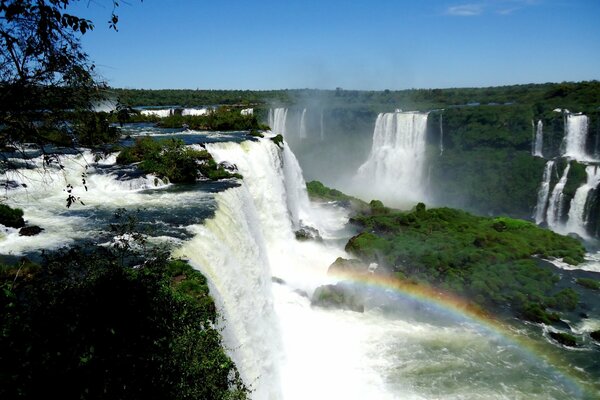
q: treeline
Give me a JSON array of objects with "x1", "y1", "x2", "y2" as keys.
[{"x1": 111, "y1": 81, "x2": 600, "y2": 113}]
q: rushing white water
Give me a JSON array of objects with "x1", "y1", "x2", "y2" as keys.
[
  {"x1": 534, "y1": 160, "x2": 555, "y2": 225},
  {"x1": 299, "y1": 109, "x2": 307, "y2": 139},
  {"x1": 268, "y1": 108, "x2": 288, "y2": 136},
  {"x1": 563, "y1": 114, "x2": 591, "y2": 161},
  {"x1": 182, "y1": 108, "x2": 210, "y2": 116},
  {"x1": 175, "y1": 186, "x2": 284, "y2": 399},
  {"x1": 140, "y1": 108, "x2": 173, "y2": 118},
  {"x1": 546, "y1": 163, "x2": 571, "y2": 229},
  {"x1": 533, "y1": 120, "x2": 544, "y2": 157},
  {"x1": 356, "y1": 111, "x2": 429, "y2": 206},
  {"x1": 565, "y1": 165, "x2": 600, "y2": 238}
]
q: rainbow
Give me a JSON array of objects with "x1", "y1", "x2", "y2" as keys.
[{"x1": 327, "y1": 268, "x2": 598, "y2": 398}]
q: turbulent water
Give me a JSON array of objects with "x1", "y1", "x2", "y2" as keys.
[
  {"x1": 1, "y1": 125, "x2": 598, "y2": 399},
  {"x1": 356, "y1": 111, "x2": 429, "y2": 207}
]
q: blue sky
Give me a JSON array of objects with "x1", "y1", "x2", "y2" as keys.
[{"x1": 73, "y1": 0, "x2": 600, "y2": 90}]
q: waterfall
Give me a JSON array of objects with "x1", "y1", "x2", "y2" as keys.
[
  {"x1": 299, "y1": 108, "x2": 307, "y2": 139},
  {"x1": 546, "y1": 163, "x2": 571, "y2": 229},
  {"x1": 140, "y1": 109, "x2": 173, "y2": 118},
  {"x1": 320, "y1": 109, "x2": 324, "y2": 141},
  {"x1": 563, "y1": 114, "x2": 591, "y2": 161},
  {"x1": 534, "y1": 160, "x2": 555, "y2": 224},
  {"x1": 175, "y1": 186, "x2": 284, "y2": 399},
  {"x1": 269, "y1": 108, "x2": 288, "y2": 136},
  {"x1": 182, "y1": 108, "x2": 210, "y2": 116},
  {"x1": 565, "y1": 165, "x2": 600, "y2": 238},
  {"x1": 533, "y1": 120, "x2": 543, "y2": 157},
  {"x1": 356, "y1": 111, "x2": 429, "y2": 206},
  {"x1": 439, "y1": 113, "x2": 444, "y2": 156}
]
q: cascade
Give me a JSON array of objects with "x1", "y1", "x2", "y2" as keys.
[
  {"x1": 356, "y1": 111, "x2": 429, "y2": 206},
  {"x1": 565, "y1": 165, "x2": 600, "y2": 237},
  {"x1": 533, "y1": 120, "x2": 543, "y2": 157},
  {"x1": 299, "y1": 109, "x2": 307, "y2": 139},
  {"x1": 534, "y1": 160, "x2": 555, "y2": 224},
  {"x1": 268, "y1": 108, "x2": 288, "y2": 136},
  {"x1": 563, "y1": 114, "x2": 591, "y2": 161},
  {"x1": 546, "y1": 163, "x2": 571, "y2": 229}
]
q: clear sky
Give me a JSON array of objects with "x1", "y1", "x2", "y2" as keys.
[{"x1": 72, "y1": 0, "x2": 600, "y2": 90}]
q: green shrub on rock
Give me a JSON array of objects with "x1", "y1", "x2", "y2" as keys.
[{"x1": 0, "y1": 204, "x2": 25, "y2": 228}]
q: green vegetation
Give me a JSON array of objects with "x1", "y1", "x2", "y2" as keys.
[
  {"x1": 549, "y1": 331, "x2": 579, "y2": 347},
  {"x1": 346, "y1": 201, "x2": 586, "y2": 322},
  {"x1": 306, "y1": 180, "x2": 368, "y2": 211},
  {"x1": 576, "y1": 277, "x2": 600, "y2": 290},
  {"x1": 271, "y1": 134, "x2": 284, "y2": 147},
  {"x1": 117, "y1": 137, "x2": 241, "y2": 183},
  {"x1": 0, "y1": 245, "x2": 247, "y2": 399},
  {"x1": 115, "y1": 107, "x2": 267, "y2": 132},
  {"x1": 0, "y1": 204, "x2": 25, "y2": 228},
  {"x1": 112, "y1": 81, "x2": 600, "y2": 113}
]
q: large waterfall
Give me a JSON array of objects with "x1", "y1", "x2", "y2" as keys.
[
  {"x1": 356, "y1": 111, "x2": 429, "y2": 206},
  {"x1": 563, "y1": 114, "x2": 591, "y2": 161}
]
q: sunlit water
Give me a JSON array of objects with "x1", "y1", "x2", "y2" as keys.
[{"x1": 0, "y1": 124, "x2": 598, "y2": 399}]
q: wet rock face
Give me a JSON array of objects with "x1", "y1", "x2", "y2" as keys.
[
  {"x1": 19, "y1": 225, "x2": 43, "y2": 236},
  {"x1": 311, "y1": 283, "x2": 364, "y2": 313},
  {"x1": 294, "y1": 225, "x2": 321, "y2": 241}
]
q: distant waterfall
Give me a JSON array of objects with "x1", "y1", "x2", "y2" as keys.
[
  {"x1": 439, "y1": 113, "x2": 444, "y2": 156},
  {"x1": 320, "y1": 109, "x2": 324, "y2": 141},
  {"x1": 546, "y1": 163, "x2": 571, "y2": 229},
  {"x1": 566, "y1": 165, "x2": 600, "y2": 237},
  {"x1": 534, "y1": 160, "x2": 555, "y2": 224},
  {"x1": 356, "y1": 111, "x2": 429, "y2": 206},
  {"x1": 563, "y1": 114, "x2": 591, "y2": 161},
  {"x1": 533, "y1": 120, "x2": 543, "y2": 157},
  {"x1": 269, "y1": 108, "x2": 288, "y2": 136},
  {"x1": 299, "y1": 109, "x2": 307, "y2": 139}
]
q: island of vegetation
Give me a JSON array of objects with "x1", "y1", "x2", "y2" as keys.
[
  {"x1": 307, "y1": 181, "x2": 587, "y2": 325},
  {"x1": 117, "y1": 137, "x2": 242, "y2": 183}
]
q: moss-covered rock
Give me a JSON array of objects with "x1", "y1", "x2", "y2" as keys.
[
  {"x1": 549, "y1": 331, "x2": 579, "y2": 347},
  {"x1": 311, "y1": 283, "x2": 364, "y2": 313},
  {"x1": 576, "y1": 277, "x2": 600, "y2": 290},
  {"x1": 0, "y1": 204, "x2": 25, "y2": 228},
  {"x1": 327, "y1": 257, "x2": 369, "y2": 278}
]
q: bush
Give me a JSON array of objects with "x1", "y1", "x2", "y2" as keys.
[
  {"x1": 0, "y1": 247, "x2": 247, "y2": 399},
  {"x1": 0, "y1": 204, "x2": 25, "y2": 228},
  {"x1": 117, "y1": 137, "x2": 240, "y2": 183}
]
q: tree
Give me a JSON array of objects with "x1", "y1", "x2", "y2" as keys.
[{"x1": 0, "y1": 1, "x2": 124, "y2": 165}]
